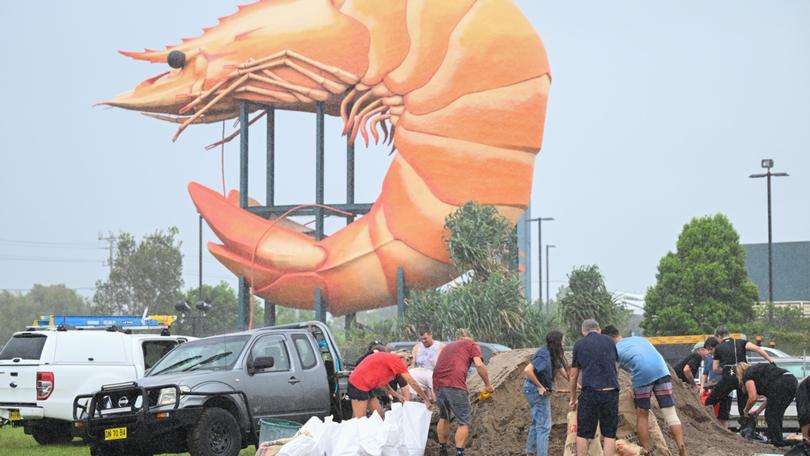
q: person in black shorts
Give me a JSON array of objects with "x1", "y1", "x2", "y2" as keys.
[
  {"x1": 736, "y1": 362, "x2": 797, "y2": 447},
  {"x1": 673, "y1": 345, "x2": 709, "y2": 392},
  {"x1": 569, "y1": 319, "x2": 619, "y2": 456},
  {"x1": 704, "y1": 326, "x2": 774, "y2": 423}
]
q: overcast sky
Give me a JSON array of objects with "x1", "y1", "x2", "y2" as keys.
[{"x1": 1, "y1": 1, "x2": 807, "y2": 305}]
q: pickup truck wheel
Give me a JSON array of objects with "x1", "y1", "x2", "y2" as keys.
[
  {"x1": 31, "y1": 421, "x2": 73, "y2": 445},
  {"x1": 187, "y1": 407, "x2": 241, "y2": 456}
]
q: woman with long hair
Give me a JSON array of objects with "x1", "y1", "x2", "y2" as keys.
[
  {"x1": 523, "y1": 330, "x2": 570, "y2": 455},
  {"x1": 735, "y1": 361, "x2": 798, "y2": 447}
]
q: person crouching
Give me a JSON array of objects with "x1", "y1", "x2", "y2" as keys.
[{"x1": 348, "y1": 351, "x2": 431, "y2": 418}]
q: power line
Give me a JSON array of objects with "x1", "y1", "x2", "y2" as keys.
[
  {"x1": 0, "y1": 238, "x2": 103, "y2": 248},
  {"x1": 0, "y1": 255, "x2": 104, "y2": 263}
]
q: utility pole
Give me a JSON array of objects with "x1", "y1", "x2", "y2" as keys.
[
  {"x1": 98, "y1": 233, "x2": 116, "y2": 274},
  {"x1": 528, "y1": 217, "x2": 554, "y2": 310},
  {"x1": 546, "y1": 244, "x2": 556, "y2": 310},
  {"x1": 749, "y1": 159, "x2": 789, "y2": 323}
]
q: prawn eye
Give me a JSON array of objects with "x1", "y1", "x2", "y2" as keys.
[{"x1": 167, "y1": 50, "x2": 186, "y2": 69}]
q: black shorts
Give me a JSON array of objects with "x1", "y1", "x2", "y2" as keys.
[
  {"x1": 577, "y1": 389, "x2": 619, "y2": 440},
  {"x1": 436, "y1": 387, "x2": 472, "y2": 425},
  {"x1": 798, "y1": 377, "x2": 810, "y2": 428},
  {"x1": 347, "y1": 382, "x2": 372, "y2": 401}
]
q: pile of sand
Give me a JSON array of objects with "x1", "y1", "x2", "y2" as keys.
[{"x1": 425, "y1": 349, "x2": 787, "y2": 455}]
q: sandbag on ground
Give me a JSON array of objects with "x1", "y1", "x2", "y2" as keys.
[
  {"x1": 272, "y1": 401, "x2": 432, "y2": 456},
  {"x1": 562, "y1": 410, "x2": 604, "y2": 456},
  {"x1": 616, "y1": 388, "x2": 671, "y2": 456}
]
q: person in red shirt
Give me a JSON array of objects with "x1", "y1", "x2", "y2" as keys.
[
  {"x1": 348, "y1": 351, "x2": 431, "y2": 418},
  {"x1": 432, "y1": 329, "x2": 493, "y2": 456}
]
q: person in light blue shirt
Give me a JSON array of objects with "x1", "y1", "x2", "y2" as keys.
[{"x1": 602, "y1": 326, "x2": 687, "y2": 456}]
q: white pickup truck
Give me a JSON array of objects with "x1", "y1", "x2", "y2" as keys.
[{"x1": 0, "y1": 327, "x2": 192, "y2": 444}]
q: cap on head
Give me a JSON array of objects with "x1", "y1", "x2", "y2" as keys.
[{"x1": 581, "y1": 319, "x2": 600, "y2": 334}]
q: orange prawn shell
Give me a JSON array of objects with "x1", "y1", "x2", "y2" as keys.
[{"x1": 124, "y1": 0, "x2": 552, "y2": 315}]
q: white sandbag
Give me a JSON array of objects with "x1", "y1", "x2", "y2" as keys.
[
  {"x1": 398, "y1": 402, "x2": 432, "y2": 456},
  {"x1": 278, "y1": 402, "x2": 432, "y2": 456},
  {"x1": 316, "y1": 417, "x2": 346, "y2": 455},
  {"x1": 357, "y1": 413, "x2": 387, "y2": 456},
  {"x1": 277, "y1": 432, "x2": 318, "y2": 456},
  {"x1": 381, "y1": 404, "x2": 406, "y2": 456},
  {"x1": 323, "y1": 417, "x2": 358, "y2": 456}
]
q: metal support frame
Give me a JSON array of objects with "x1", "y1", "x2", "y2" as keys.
[
  {"x1": 238, "y1": 102, "x2": 250, "y2": 330},
  {"x1": 396, "y1": 266, "x2": 407, "y2": 318},
  {"x1": 264, "y1": 108, "x2": 276, "y2": 328},
  {"x1": 344, "y1": 133, "x2": 357, "y2": 331},
  {"x1": 314, "y1": 102, "x2": 326, "y2": 322},
  {"x1": 231, "y1": 99, "x2": 403, "y2": 329}
]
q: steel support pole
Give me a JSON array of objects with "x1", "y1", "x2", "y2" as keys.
[
  {"x1": 238, "y1": 102, "x2": 250, "y2": 330},
  {"x1": 315, "y1": 102, "x2": 326, "y2": 322},
  {"x1": 767, "y1": 170, "x2": 773, "y2": 323},
  {"x1": 397, "y1": 266, "x2": 406, "y2": 318},
  {"x1": 198, "y1": 214, "x2": 203, "y2": 305},
  {"x1": 266, "y1": 108, "x2": 275, "y2": 207},
  {"x1": 265, "y1": 108, "x2": 276, "y2": 327},
  {"x1": 315, "y1": 288, "x2": 325, "y2": 323},
  {"x1": 345, "y1": 135, "x2": 357, "y2": 331},
  {"x1": 315, "y1": 102, "x2": 325, "y2": 241}
]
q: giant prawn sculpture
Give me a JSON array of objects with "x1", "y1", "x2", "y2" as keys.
[{"x1": 104, "y1": 0, "x2": 551, "y2": 315}]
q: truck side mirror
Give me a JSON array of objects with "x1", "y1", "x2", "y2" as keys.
[{"x1": 252, "y1": 356, "x2": 275, "y2": 371}]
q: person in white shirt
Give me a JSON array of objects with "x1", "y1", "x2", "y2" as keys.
[{"x1": 409, "y1": 325, "x2": 444, "y2": 400}]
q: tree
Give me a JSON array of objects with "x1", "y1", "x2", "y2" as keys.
[
  {"x1": 641, "y1": 214, "x2": 758, "y2": 336},
  {"x1": 403, "y1": 202, "x2": 555, "y2": 348},
  {"x1": 558, "y1": 265, "x2": 628, "y2": 340},
  {"x1": 443, "y1": 202, "x2": 517, "y2": 279},
  {"x1": 0, "y1": 285, "x2": 91, "y2": 344},
  {"x1": 93, "y1": 228, "x2": 184, "y2": 315}
]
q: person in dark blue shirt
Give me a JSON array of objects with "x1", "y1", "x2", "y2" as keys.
[
  {"x1": 523, "y1": 330, "x2": 569, "y2": 455},
  {"x1": 569, "y1": 319, "x2": 619, "y2": 456}
]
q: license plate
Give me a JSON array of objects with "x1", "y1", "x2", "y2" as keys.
[
  {"x1": 9, "y1": 410, "x2": 21, "y2": 421},
  {"x1": 104, "y1": 427, "x2": 127, "y2": 440}
]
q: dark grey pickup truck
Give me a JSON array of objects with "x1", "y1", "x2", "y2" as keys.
[{"x1": 73, "y1": 321, "x2": 350, "y2": 456}]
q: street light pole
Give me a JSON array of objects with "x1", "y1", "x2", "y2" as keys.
[
  {"x1": 749, "y1": 159, "x2": 788, "y2": 323},
  {"x1": 528, "y1": 217, "x2": 554, "y2": 310},
  {"x1": 546, "y1": 244, "x2": 556, "y2": 311}
]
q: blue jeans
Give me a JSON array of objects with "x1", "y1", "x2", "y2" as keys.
[{"x1": 524, "y1": 385, "x2": 551, "y2": 455}]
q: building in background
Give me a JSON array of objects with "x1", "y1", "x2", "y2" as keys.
[{"x1": 744, "y1": 241, "x2": 810, "y2": 317}]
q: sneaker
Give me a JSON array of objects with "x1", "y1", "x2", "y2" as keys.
[{"x1": 439, "y1": 446, "x2": 448, "y2": 456}]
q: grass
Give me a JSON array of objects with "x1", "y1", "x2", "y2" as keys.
[{"x1": 0, "y1": 425, "x2": 257, "y2": 456}]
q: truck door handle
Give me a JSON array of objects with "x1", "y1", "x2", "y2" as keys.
[{"x1": 288, "y1": 377, "x2": 301, "y2": 385}]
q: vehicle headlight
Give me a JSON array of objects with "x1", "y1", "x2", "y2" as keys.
[
  {"x1": 157, "y1": 386, "x2": 189, "y2": 406},
  {"x1": 157, "y1": 388, "x2": 175, "y2": 406}
]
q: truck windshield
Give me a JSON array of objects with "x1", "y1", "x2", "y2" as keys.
[
  {"x1": 147, "y1": 335, "x2": 249, "y2": 376},
  {"x1": 0, "y1": 333, "x2": 47, "y2": 360}
]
